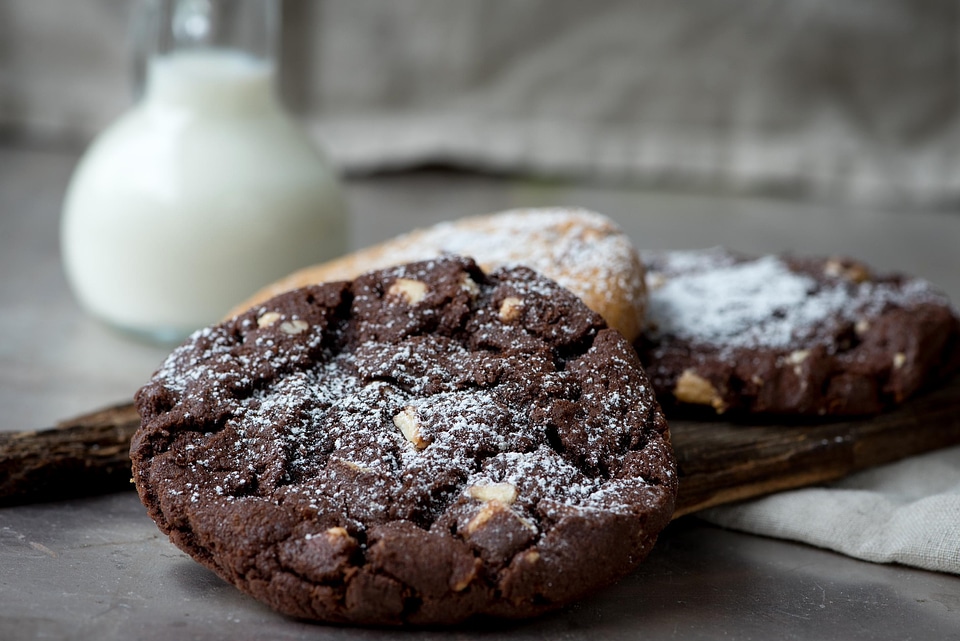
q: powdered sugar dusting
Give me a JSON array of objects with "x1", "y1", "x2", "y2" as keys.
[
  {"x1": 259, "y1": 207, "x2": 647, "y2": 340},
  {"x1": 410, "y1": 209, "x2": 641, "y2": 313},
  {"x1": 140, "y1": 257, "x2": 670, "y2": 542},
  {"x1": 645, "y1": 249, "x2": 950, "y2": 352}
]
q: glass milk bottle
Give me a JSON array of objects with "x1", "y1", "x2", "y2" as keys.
[{"x1": 61, "y1": 0, "x2": 347, "y2": 342}]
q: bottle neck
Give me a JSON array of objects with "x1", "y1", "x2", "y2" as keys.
[
  {"x1": 145, "y1": 49, "x2": 278, "y2": 115},
  {"x1": 136, "y1": 0, "x2": 279, "y2": 113},
  {"x1": 150, "y1": 0, "x2": 278, "y2": 58}
]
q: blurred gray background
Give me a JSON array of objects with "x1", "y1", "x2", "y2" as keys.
[{"x1": 2, "y1": 0, "x2": 958, "y2": 210}]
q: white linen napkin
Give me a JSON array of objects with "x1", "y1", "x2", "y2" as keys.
[{"x1": 698, "y1": 444, "x2": 960, "y2": 575}]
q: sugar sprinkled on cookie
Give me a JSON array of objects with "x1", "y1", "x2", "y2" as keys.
[
  {"x1": 638, "y1": 248, "x2": 960, "y2": 415},
  {"x1": 132, "y1": 256, "x2": 675, "y2": 625}
]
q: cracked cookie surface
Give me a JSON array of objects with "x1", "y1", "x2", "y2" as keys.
[{"x1": 132, "y1": 256, "x2": 675, "y2": 625}]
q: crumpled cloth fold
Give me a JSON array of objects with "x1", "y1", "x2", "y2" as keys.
[
  {"x1": 698, "y1": 444, "x2": 960, "y2": 575},
  {"x1": 5, "y1": 0, "x2": 960, "y2": 208}
]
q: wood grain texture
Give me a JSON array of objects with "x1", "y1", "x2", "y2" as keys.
[
  {"x1": 3, "y1": 377, "x2": 959, "y2": 511},
  {"x1": 671, "y1": 375, "x2": 960, "y2": 517},
  {"x1": 0, "y1": 403, "x2": 141, "y2": 506}
]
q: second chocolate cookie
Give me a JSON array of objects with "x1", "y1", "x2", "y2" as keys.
[{"x1": 637, "y1": 248, "x2": 960, "y2": 416}]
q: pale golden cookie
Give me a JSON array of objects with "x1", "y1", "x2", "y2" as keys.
[{"x1": 227, "y1": 208, "x2": 647, "y2": 342}]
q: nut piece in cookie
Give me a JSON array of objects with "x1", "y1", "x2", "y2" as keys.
[
  {"x1": 132, "y1": 256, "x2": 676, "y2": 626},
  {"x1": 637, "y1": 247, "x2": 960, "y2": 416},
  {"x1": 393, "y1": 407, "x2": 428, "y2": 450},
  {"x1": 673, "y1": 369, "x2": 727, "y2": 413},
  {"x1": 387, "y1": 278, "x2": 428, "y2": 304}
]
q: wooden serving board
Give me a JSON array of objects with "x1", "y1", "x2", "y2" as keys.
[
  {"x1": 3, "y1": 377, "x2": 960, "y2": 512},
  {"x1": 670, "y1": 374, "x2": 960, "y2": 517}
]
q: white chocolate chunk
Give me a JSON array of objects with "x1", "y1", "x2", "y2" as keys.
[
  {"x1": 467, "y1": 483, "x2": 518, "y2": 505},
  {"x1": 461, "y1": 274, "x2": 480, "y2": 297},
  {"x1": 393, "y1": 407, "x2": 427, "y2": 450},
  {"x1": 824, "y1": 258, "x2": 869, "y2": 283},
  {"x1": 465, "y1": 501, "x2": 536, "y2": 536},
  {"x1": 674, "y1": 369, "x2": 727, "y2": 412},
  {"x1": 498, "y1": 297, "x2": 523, "y2": 322},
  {"x1": 280, "y1": 319, "x2": 309, "y2": 334},
  {"x1": 257, "y1": 311, "x2": 282, "y2": 328},
  {"x1": 388, "y1": 278, "x2": 428, "y2": 304},
  {"x1": 324, "y1": 526, "x2": 352, "y2": 543}
]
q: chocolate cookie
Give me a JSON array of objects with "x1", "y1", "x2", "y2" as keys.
[
  {"x1": 636, "y1": 248, "x2": 960, "y2": 416},
  {"x1": 132, "y1": 257, "x2": 676, "y2": 625},
  {"x1": 228, "y1": 207, "x2": 648, "y2": 343}
]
